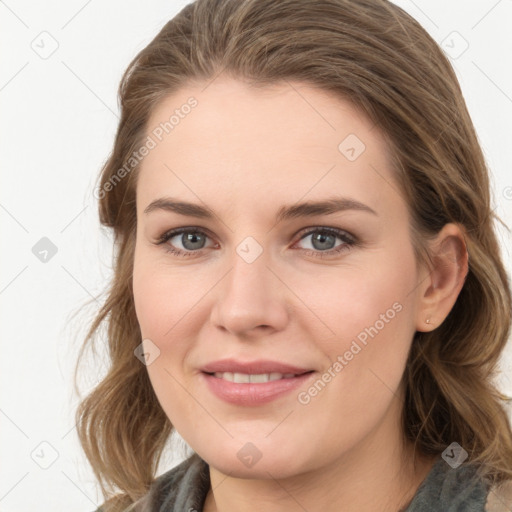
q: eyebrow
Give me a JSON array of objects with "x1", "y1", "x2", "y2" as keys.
[{"x1": 143, "y1": 196, "x2": 378, "y2": 222}]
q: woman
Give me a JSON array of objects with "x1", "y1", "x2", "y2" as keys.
[{"x1": 74, "y1": 0, "x2": 512, "y2": 510}]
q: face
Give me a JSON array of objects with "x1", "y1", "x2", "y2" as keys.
[{"x1": 133, "y1": 77, "x2": 426, "y2": 479}]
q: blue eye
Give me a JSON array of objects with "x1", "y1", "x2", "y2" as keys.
[
  {"x1": 157, "y1": 228, "x2": 214, "y2": 257},
  {"x1": 294, "y1": 227, "x2": 357, "y2": 258},
  {"x1": 156, "y1": 226, "x2": 358, "y2": 259}
]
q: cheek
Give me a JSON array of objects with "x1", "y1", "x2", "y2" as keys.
[
  {"x1": 132, "y1": 250, "x2": 212, "y2": 375},
  {"x1": 132, "y1": 263, "x2": 167, "y2": 339},
  {"x1": 302, "y1": 258, "x2": 415, "y2": 344},
  {"x1": 297, "y1": 261, "x2": 417, "y2": 453},
  {"x1": 132, "y1": 250, "x2": 200, "y2": 340},
  {"x1": 132, "y1": 254, "x2": 199, "y2": 423},
  {"x1": 316, "y1": 246, "x2": 418, "y2": 395}
]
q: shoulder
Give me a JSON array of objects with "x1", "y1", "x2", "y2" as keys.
[
  {"x1": 406, "y1": 456, "x2": 491, "y2": 511},
  {"x1": 485, "y1": 479, "x2": 512, "y2": 511},
  {"x1": 94, "y1": 454, "x2": 210, "y2": 512}
]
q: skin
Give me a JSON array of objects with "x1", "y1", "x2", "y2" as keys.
[{"x1": 132, "y1": 76, "x2": 469, "y2": 512}]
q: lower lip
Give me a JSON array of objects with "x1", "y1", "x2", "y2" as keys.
[{"x1": 201, "y1": 372, "x2": 315, "y2": 406}]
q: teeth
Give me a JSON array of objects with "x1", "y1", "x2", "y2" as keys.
[
  {"x1": 234, "y1": 372, "x2": 250, "y2": 383},
  {"x1": 213, "y1": 372, "x2": 297, "y2": 383}
]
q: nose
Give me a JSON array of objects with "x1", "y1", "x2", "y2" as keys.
[{"x1": 209, "y1": 244, "x2": 289, "y2": 338}]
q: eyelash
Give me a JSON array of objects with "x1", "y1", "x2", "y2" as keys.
[{"x1": 155, "y1": 226, "x2": 359, "y2": 259}]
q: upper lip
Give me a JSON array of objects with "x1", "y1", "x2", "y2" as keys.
[{"x1": 201, "y1": 359, "x2": 313, "y2": 375}]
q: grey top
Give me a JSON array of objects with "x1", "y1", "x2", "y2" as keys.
[{"x1": 95, "y1": 452, "x2": 501, "y2": 512}]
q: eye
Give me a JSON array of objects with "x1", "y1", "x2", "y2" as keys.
[
  {"x1": 293, "y1": 227, "x2": 357, "y2": 258},
  {"x1": 156, "y1": 227, "x2": 216, "y2": 258}
]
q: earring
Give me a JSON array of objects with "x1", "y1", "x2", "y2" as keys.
[{"x1": 425, "y1": 317, "x2": 431, "y2": 324}]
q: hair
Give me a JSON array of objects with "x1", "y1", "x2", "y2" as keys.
[{"x1": 73, "y1": 0, "x2": 512, "y2": 510}]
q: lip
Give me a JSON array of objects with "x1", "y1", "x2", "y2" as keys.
[
  {"x1": 199, "y1": 359, "x2": 315, "y2": 406},
  {"x1": 200, "y1": 358, "x2": 313, "y2": 375}
]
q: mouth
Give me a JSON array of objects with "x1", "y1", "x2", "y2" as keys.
[
  {"x1": 200, "y1": 358, "x2": 314, "y2": 375},
  {"x1": 199, "y1": 360, "x2": 316, "y2": 405},
  {"x1": 203, "y1": 370, "x2": 314, "y2": 383}
]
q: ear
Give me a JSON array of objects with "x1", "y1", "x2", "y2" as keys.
[{"x1": 414, "y1": 223, "x2": 469, "y2": 332}]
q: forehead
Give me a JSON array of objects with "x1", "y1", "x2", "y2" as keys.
[{"x1": 137, "y1": 77, "x2": 404, "y2": 222}]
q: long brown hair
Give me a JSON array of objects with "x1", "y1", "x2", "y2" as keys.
[{"x1": 73, "y1": 0, "x2": 512, "y2": 509}]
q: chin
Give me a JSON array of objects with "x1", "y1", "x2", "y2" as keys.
[{"x1": 194, "y1": 438, "x2": 314, "y2": 480}]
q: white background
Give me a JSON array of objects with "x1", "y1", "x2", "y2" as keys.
[{"x1": 1, "y1": 1, "x2": 511, "y2": 510}]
